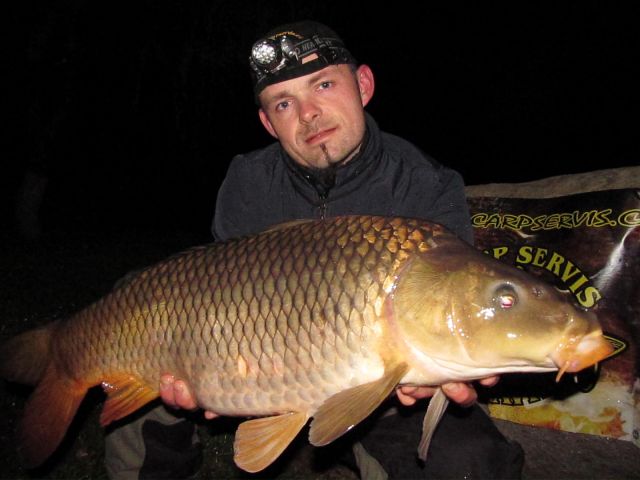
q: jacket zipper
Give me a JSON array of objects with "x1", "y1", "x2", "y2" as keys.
[{"x1": 319, "y1": 194, "x2": 327, "y2": 219}]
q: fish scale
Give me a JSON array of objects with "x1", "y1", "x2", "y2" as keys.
[
  {"x1": 0, "y1": 215, "x2": 612, "y2": 472},
  {"x1": 79, "y1": 217, "x2": 411, "y2": 414}
]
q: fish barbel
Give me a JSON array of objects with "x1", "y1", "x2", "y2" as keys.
[{"x1": 0, "y1": 216, "x2": 612, "y2": 472}]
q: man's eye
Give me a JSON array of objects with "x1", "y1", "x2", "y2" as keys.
[
  {"x1": 276, "y1": 101, "x2": 290, "y2": 111},
  {"x1": 318, "y1": 81, "x2": 333, "y2": 90}
]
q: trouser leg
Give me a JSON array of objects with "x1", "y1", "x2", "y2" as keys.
[
  {"x1": 104, "y1": 404, "x2": 201, "y2": 480},
  {"x1": 355, "y1": 403, "x2": 524, "y2": 479},
  {"x1": 352, "y1": 441, "x2": 388, "y2": 480}
]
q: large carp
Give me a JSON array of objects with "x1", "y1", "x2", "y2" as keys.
[{"x1": 0, "y1": 216, "x2": 612, "y2": 472}]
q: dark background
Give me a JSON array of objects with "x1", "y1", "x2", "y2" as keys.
[
  {"x1": 3, "y1": 1, "x2": 639, "y2": 239},
  {"x1": 1, "y1": 3, "x2": 639, "y2": 478}
]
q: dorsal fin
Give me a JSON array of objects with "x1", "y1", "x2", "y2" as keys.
[
  {"x1": 309, "y1": 361, "x2": 409, "y2": 446},
  {"x1": 262, "y1": 219, "x2": 314, "y2": 233},
  {"x1": 234, "y1": 412, "x2": 308, "y2": 473}
]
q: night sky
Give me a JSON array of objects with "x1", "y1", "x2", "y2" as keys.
[{"x1": 4, "y1": 1, "x2": 639, "y2": 237}]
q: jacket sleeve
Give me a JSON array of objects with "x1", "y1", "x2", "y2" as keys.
[
  {"x1": 426, "y1": 166, "x2": 474, "y2": 244},
  {"x1": 381, "y1": 131, "x2": 473, "y2": 244},
  {"x1": 403, "y1": 163, "x2": 474, "y2": 245}
]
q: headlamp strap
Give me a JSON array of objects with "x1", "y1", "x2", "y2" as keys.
[{"x1": 251, "y1": 35, "x2": 347, "y2": 77}]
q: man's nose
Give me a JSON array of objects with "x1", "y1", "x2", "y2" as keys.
[{"x1": 299, "y1": 99, "x2": 321, "y2": 124}]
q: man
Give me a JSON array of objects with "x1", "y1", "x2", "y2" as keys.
[{"x1": 106, "y1": 20, "x2": 524, "y2": 479}]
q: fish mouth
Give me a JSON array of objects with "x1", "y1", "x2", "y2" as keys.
[{"x1": 550, "y1": 330, "x2": 613, "y2": 382}]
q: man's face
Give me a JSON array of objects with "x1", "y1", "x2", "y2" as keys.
[{"x1": 257, "y1": 64, "x2": 375, "y2": 169}]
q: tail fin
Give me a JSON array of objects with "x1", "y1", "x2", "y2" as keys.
[
  {"x1": 18, "y1": 364, "x2": 89, "y2": 467},
  {"x1": 0, "y1": 325, "x2": 54, "y2": 385},
  {"x1": 1, "y1": 325, "x2": 89, "y2": 467}
]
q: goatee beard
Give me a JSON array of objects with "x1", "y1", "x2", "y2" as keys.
[{"x1": 304, "y1": 144, "x2": 340, "y2": 197}]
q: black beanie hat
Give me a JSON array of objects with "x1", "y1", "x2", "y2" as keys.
[{"x1": 249, "y1": 21, "x2": 357, "y2": 97}]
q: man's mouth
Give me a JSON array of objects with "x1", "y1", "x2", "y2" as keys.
[{"x1": 305, "y1": 127, "x2": 337, "y2": 145}]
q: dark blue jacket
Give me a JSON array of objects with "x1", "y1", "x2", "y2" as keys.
[{"x1": 212, "y1": 113, "x2": 472, "y2": 244}]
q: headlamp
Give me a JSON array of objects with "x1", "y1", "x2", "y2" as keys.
[
  {"x1": 249, "y1": 29, "x2": 356, "y2": 96},
  {"x1": 250, "y1": 35, "x2": 299, "y2": 76}
]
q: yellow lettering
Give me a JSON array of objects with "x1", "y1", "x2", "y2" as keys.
[
  {"x1": 490, "y1": 246, "x2": 510, "y2": 260},
  {"x1": 560, "y1": 261, "x2": 582, "y2": 282},
  {"x1": 569, "y1": 275, "x2": 589, "y2": 293},
  {"x1": 502, "y1": 215, "x2": 520, "y2": 230},
  {"x1": 517, "y1": 215, "x2": 534, "y2": 229},
  {"x1": 516, "y1": 246, "x2": 533, "y2": 264},
  {"x1": 485, "y1": 214, "x2": 502, "y2": 229},
  {"x1": 472, "y1": 209, "x2": 629, "y2": 231},
  {"x1": 532, "y1": 248, "x2": 548, "y2": 267},
  {"x1": 618, "y1": 209, "x2": 640, "y2": 227},
  {"x1": 558, "y1": 214, "x2": 574, "y2": 229},
  {"x1": 592, "y1": 209, "x2": 616, "y2": 227},
  {"x1": 576, "y1": 286, "x2": 602, "y2": 308},
  {"x1": 531, "y1": 215, "x2": 546, "y2": 231},
  {"x1": 545, "y1": 252, "x2": 566, "y2": 276},
  {"x1": 471, "y1": 213, "x2": 488, "y2": 227},
  {"x1": 545, "y1": 214, "x2": 560, "y2": 230},
  {"x1": 572, "y1": 210, "x2": 592, "y2": 227}
]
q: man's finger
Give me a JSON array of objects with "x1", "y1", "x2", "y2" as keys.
[
  {"x1": 396, "y1": 388, "x2": 418, "y2": 406},
  {"x1": 479, "y1": 376, "x2": 500, "y2": 387},
  {"x1": 173, "y1": 380, "x2": 198, "y2": 410},
  {"x1": 441, "y1": 382, "x2": 477, "y2": 407},
  {"x1": 159, "y1": 374, "x2": 177, "y2": 407},
  {"x1": 396, "y1": 386, "x2": 439, "y2": 406},
  {"x1": 204, "y1": 411, "x2": 220, "y2": 420}
]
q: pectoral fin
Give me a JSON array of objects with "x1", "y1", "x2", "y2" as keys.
[
  {"x1": 418, "y1": 387, "x2": 449, "y2": 461},
  {"x1": 309, "y1": 361, "x2": 409, "y2": 446},
  {"x1": 234, "y1": 412, "x2": 308, "y2": 473},
  {"x1": 100, "y1": 373, "x2": 159, "y2": 426}
]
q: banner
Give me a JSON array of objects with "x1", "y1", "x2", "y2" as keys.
[{"x1": 468, "y1": 188, "x2": 639, "y2": 445}]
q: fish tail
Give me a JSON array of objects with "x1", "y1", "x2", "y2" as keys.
[
  {"x1": 0, "y1": 324, "x2": 54, "y2": 385},
  {"x1": 18, "y1": 363, "x2": 89, "y2": 467},
  {"x1": 1, "y1": 324, "x2": 89, "y2": 467}
]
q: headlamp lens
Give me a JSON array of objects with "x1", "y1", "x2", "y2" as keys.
[{"x1": 251, "y1": 40, "x2": 279, "y2": 68}]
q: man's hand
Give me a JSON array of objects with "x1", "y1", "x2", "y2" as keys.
[
  {"x1": 159, "y1": 374, "x2": 219, "y2": 420},
  {"x1": 396, "y1": 376, "x2": 499, "y2": 408}
]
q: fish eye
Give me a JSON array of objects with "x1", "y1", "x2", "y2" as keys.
[{"x1": 494, "y1": 285, "x2": 517, "y2": 309}]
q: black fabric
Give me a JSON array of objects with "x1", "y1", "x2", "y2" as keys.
[
  {"x1": 251, "y1": 20, "x2": 357, "y2": 95},
  {"x1": 356, "y1": 404, "x2": 524, "y2": 480},
  {"x1": 213, "y1": 113, "x2": 474, "y2": 244},
  {"x1": 288, "y1": 126, "x2": 371, "y2": 200},
  {"x1": 139, "y1": 419, "x2": 202, "y2": 480}
]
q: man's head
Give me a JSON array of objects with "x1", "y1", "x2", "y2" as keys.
[{"x1": 249, "y1": 21, "x2": 375, "y2": 169}]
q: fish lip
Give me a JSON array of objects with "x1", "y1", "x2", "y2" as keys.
[{"x1": 550, "y1": 330, "x2": 613, "y2": 378}]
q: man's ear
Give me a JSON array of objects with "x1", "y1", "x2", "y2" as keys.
[
  {"x1": 356, "y1": 65, "x2": 375, "y2": 107},
  {"x1": 258, "y1": 108, "x2": 278, "y2": 139}
]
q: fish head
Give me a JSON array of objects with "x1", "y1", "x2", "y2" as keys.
[{"x1": 390, "y1": 237, "x2": 612, "y2": 381}]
